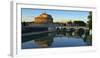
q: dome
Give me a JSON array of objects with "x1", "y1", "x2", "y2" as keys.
[
  {"x1": 34, "y1": 13, "x2": 53, "y2": 24},
  {"x1": 40, "y1": 13, "x2": 48, "y2": 17}
]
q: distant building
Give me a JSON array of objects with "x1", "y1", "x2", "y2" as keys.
[{"x1": 34, "y1": 13, "x2": 53, "y2": 24}]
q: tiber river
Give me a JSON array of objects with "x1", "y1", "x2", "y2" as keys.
[{"x1": 22, "y1": 30, "x2": 92, "y2": 49}]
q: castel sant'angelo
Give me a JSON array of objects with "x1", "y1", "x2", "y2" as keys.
[{"x1": 34, "y1": 12, "x2": 53, "y2": 24}]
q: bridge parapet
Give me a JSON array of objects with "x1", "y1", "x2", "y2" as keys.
[{"x1": 55, "y1": 26, "x2": 89, "y2": 30}]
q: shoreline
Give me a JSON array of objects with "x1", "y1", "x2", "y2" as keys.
[{"x1": 22, "y1": 31, "x2": 55, "y2": 36}]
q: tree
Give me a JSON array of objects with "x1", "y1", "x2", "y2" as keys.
[
  {"x1": 73, "y1": 21, "x2": 86, "y2": 26},
  {"x1": 88, "y1": 11, "x2": 92, "y2": 30},
  {"x1": 22, "y1": 21, "x2": 26, "y2": 26}
]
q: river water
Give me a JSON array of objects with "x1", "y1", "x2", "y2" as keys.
[{"x1": 22, "y1": 31, "x2": 92, "y2": 49}]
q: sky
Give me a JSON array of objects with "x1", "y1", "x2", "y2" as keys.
[{"x1": 21, "y1": 8, "x2": 89, "y2": 23}]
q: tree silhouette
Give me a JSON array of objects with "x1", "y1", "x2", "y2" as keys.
[
  {"x1": 73, "y1": 21, "x2": 86, "y2": 26},
  {"x1": 88, "y1": 11, "x2": 92, "y2": 30}
]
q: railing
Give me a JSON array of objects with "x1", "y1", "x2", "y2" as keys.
[{"x1": 56, "y1": 26, "x2": 89, "y2": 30}]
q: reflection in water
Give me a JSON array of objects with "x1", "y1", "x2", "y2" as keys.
[
  {"x1": 22, "y1": 30, "x2": 92, "y2": 49},
  {"x1": 34, "y1": 38, "x2": 53, "y2": 48},
  {"x1": 33, "y1": 32, "x2": 54, "y2": 48}
]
